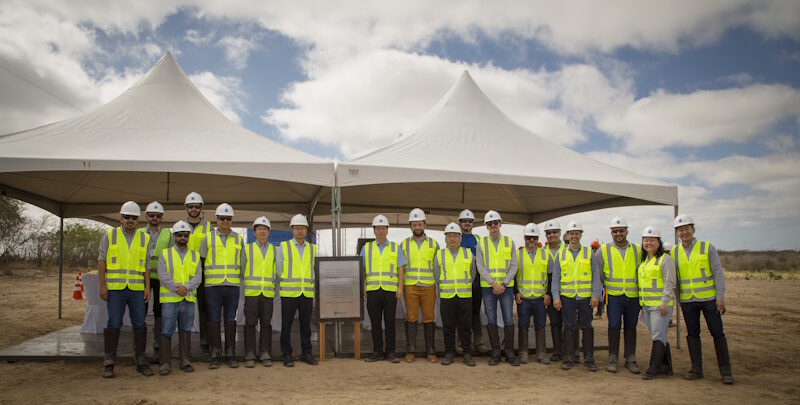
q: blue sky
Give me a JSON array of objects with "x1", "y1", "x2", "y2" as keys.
[{"x1": 1, "y1": 1, "x2": 798, "y2": 250}]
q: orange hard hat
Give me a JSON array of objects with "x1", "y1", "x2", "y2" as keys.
[{"x1": 591, "y1": 240, "x2": 600, "y2": 248}]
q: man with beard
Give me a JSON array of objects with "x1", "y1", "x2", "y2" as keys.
[
  {"x1": 184, "y1": 192, "x2": 213, "y2": 361},
  {"x1": 455, "y1": 209, "x2": 489, "y2": 355},
  {"x1": 402, "y1": 208, "x2": 440, "y2": 363},
  {"x1": 140, "y1": 201, "x2": 172, "y2": 364},
  {"x1": 543, "y1": 221, "x2": 565, "y2": 362}
]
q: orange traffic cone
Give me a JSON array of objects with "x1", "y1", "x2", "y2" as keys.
[{"x1": 72, "y1": 272, "x2": 84, "y2": 300}]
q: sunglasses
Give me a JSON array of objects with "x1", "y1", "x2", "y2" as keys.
[
  {"x1": 611, "y1": 229, "x2": 627, "y2": 234},
  {"x1": 217, "y1": 216, "x2": 232, "y2": 222},
  {"x1": 524, "y1": 236, "x2": 538, "y2": 240},
  {"x1": 459, "y1": 219, "x2": 474, "y2": 224},
  {"x1": 186, "y1": 204, "x2": 202, "y2": 210},
  {"x1": 545, "y1": 230, "x2": 559, "y2": 235},
  {"x1": 174, "y1": 232, "x2": 190, "y2": 238},
  {"x1": 122, "y1": 215, "x2": 138, "y2": 220},
  {"x1": 147, "y1": 213, "x2": 163, "y2": 219},
  {"x1": 486, "y1": 220, "x2": 501, "y2": 227}
]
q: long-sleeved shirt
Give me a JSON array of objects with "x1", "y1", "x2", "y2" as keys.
[
  {"x1": 157, "y1": 246, "x2": 203, "y2": 294},
  {"x1": 641, "y1": 253, "x2": 677, "y2": 307},
  {"x1": 198, "y1": 230, "x2": 245, "y2": 286},
  {"x1": 594, "y1": 241, "x2": 639, "y2": 286},
  {"x1": 475, "y1": 233, "x2": 518, "y2": 286},
  {"x1": 551, "y1": 244, "x2": 602, "y2": 301},
  {"x1": 674, "y1": 238, "x2": 726, "y2": 302},
  {"x1": 275, "y1": 238, "x2": 316, "y2": 291},
  {"x1": 97, "y1": 227, "x2": 153, "y2": 270},
  {"x1": 358, "y1": 239, "x2": 407, "y2": 268},
  {"x1": 432, "y1": 247, "x2": 477, "y2": 287}
]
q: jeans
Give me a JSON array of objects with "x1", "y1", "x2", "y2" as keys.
[
  {"x1": 482, "y1": 287, "x2": 514, "y2": 326},
  {"x1": 367, "y1": 289, "x2": 397, "y2": 354},
  {"x1": 440, "y1": 297, "x2": 471, "y2": 353},
  {"x1": 205, "y1": 285, "x2": 239, "y2": 322},
  {"x1": 606, "y1": 295, "x2": 640, "y2": 331},
  {"x1": 106, "y1": 288, "x2": 146, "y2": 330},
  {"x1": 161, "y1": 300, "x2": 195, "y2": 337},
  {"x1": 561, "y1": 296, "x2": 593, "y2": 331},
  {"x1": 547, "y1": 297, "x2": 563, "y2": 327},
  {"x1": 518, "y1": 297, "x2": 547, "y2": 331},
  {"x1": 681, "y1": 300, "x2": 725, "y2": 338},
  {"x1": 641, "y1": 305, "x2": 673, "y2": 344},
  {"x1": 280, "y1": 296, "x2": 313, "y2": 356}
]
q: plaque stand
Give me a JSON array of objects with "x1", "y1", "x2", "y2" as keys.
[{"x1": 319, "y1": 320, "x2": 360, "y2": 361}]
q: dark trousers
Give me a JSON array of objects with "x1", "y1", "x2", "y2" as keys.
[
  {"x1": 197, "y1": 277, "x2": 208, "y2": 344},
  {"x1": 280, "y1": 296, "x2": 313, "y2": 356},
  {"x1": 681, "y1": 300, "x2": 725, "y2": 338},
  {"x1": 562, "y1": 296, "x2": 593, "y2": 331},
  {"x1": 518, "y1": 297, "x2": 547, "y2": 331},
  {"x1": 606, "y1": 295, "x2": 640, "y2": 331},
  {"x1": 366, "y1": 289, "x2": 397, "y2": 354},
  {"x1": 205, "y1": 285, "x2": 239, "y2": 322},
  {"x1": 245, "y1": 295, "x2": 274, "y2": 355},
  {"x1": 547, "y1": 298, "x2": 563, "y2": 326},
  {"x1": 150, "y1": 278, "x2": 162, "y2": 318},
  {"x1": 441, "y1": 297, "x2": 472, "y2": 354}
]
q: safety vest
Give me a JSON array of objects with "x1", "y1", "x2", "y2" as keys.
[
  {"x1": 638, "y1": 255, "x2": 673, "y2": 307},
  {"x1": 244, "y1": 242, "x2": 276, "y2": 298},
  {"x1": 559, "y1": 246, "x2": 592, "y2": 298},
  {"x1": 601, "y1": 243, "x2": 640, "y2": 298},
  {"x1": 546, "y1": 243, "x2": 566, "y2": 271},
  {"x1": 402, "y1": 237, "x2": 438, "y2": 286},
  {"x1": 105, "y1": 228, "x2": 149, "y2": 291},
  {"x1": 279, "y1": 240, "x2": 316, "y2": 298},
  {"x1": 437, "y1": 247, "x2": 473, "y2": 299},
  {"x1": 516, "y1": 248, "x2": 548, "y2": 298},
  {"x1": 203, "y1": 229, "x2": 242, "y2": 286},
  {"x1": 671, "y1": 241, "x2": 716, "y2": 301},
  {"x1": 140, "y1": 226, "x2": 171, "y2": 279},
  {"x1": 159, "y1": 247, "x2": 199, "y2": 303},
  {"x1": 364, "y1": 241, "x2": 399, "y2": 292},
  {"x1": 478, "y1": 235, "x2": 514, "y2": 287},
  {"x1": 187, "y1": 220, "x2": 212, "y2": 253}
]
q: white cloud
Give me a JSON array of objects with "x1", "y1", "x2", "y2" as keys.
[
  {"x1": 188, "y1": 72, "x2": 247, "y2": 124},
  {"x1": 184, "y1": 28, "x2": 214, "y2": 46},
  {"x1": 217, "y1": 35, "x2": 257, "y2": 70}
]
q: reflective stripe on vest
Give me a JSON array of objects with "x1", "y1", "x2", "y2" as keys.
[
  {"x1": 160, "y1": 248, "x2": 199, "y2": 303},
  {"x1": 637, "y1": 255, "x2": 673, "y2": 307},
  {"x1": 244, "y1": 242, "x2": 276, "y2": 297},
  {"x1": 105, "y1": 228, "x2": 148, "y2": 291},
  {"x1": 672, "y1": 241, "x2": 716, "y2": 300},
  {"x1": 601, "y1": 243, "x2": 640, "y2": 297},
  {"x1": 279, "y1": 240, "x2": 316, "y2": 298},
  {"x1": 438, "y1": 247, "x2": 473, "y2": 299},
  {"x1": 203, "y1": 229, "x2": 242, "y2": 285},
  {"x1": 559, "y1": 246, "x2": 592, "y2": 298},
  {"x1": 403, "y1": 237, "x2": 437, "y2": 286},
  {"x1": 187, "y1": 221, "x2": 211, "y2": 253},
  {"x1": 141, "y1": 227, "x2": 171, "y2": 279},
  {"x1": 516, "y1": 248, "x2": 548, "y2": 298},
  {"x1": 365, "y1": 241, "x2": 399, "y2": 292},
  {"x1": 478, "y1": 235, "x2": 514, "y2": 287}
]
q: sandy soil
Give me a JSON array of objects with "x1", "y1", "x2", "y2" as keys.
[{"x1": 1, "y1": 269, "x2": 799, "y2": 404}]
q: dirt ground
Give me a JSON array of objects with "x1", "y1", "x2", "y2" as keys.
[{"x1": 1, "y1": 269, "x2": 799, "y2": 404}]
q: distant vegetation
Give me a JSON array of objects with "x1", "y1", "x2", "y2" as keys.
[{"x1": 718, "y1": 250, "x2": 800, "y2": 272}]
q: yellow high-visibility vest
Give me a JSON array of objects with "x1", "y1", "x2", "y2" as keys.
[
  {"x1": 601, "y1": 243, "x2": 640, "y2": 298},
  {"x1": 402, "y1": 237, "x2": 438, "y2": 286},
  {"x1": 437, "y1": 247, "x2": 473, "y2": 299},
  {"x1": 203, "y1": 229, "x2": 242, "y2": 285},
  {"x1": 279, "y1": 240, "x2": 316, "y2": 298},
  {"x1": 516, "y1": 248, "x2": 548, "y2": 298},
  {"x1": 638, "y1": 255, "x2": 673, "y2": 307},
  {"x1": 159, "y1": 247, "x2": 199, "y2": 303},
  {"x1": 244, "y1": 242, "x2": 276, "y2": 298},
  {"x1": 559, "y1": 246, "x2": 592, "y2": 298},
  {"x1": 671, "y1": 241, "x2": 716, "y2": 301},
  {"x1": 187, "y1": 220, "x2": 212, "y2": 253},
  {"x1": 365, "y1": 241, "x2": 399, "y2": 292},
  {"x1": 478, "y1": 235, "x2": 514, "y2": 288},
  {"x1": 105, "y1": 228, "x2": 149, "y2": 291},
  {"x1": 140, "y1": 226, "x2": 171, "y2": 279}
]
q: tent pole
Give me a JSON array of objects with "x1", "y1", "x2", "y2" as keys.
[
  {"x1": 674, "y1": 204, "x2": 681, "y2": 349},
  {"x1": 58, "y1": 208, "x2": 64, "y2": 320}
]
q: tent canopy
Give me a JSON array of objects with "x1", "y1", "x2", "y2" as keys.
[{"x1": 336, "y1": 71, "x2": 677, "y2": 226}]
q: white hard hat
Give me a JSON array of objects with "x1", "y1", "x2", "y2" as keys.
[
  {"x1": 409, "y1": 208, "x2": 426, "y2": 222},
  {"x1": 663, "y1": 241, "x2": 674, "y2": 251},
  {"x1": 543, "y1": 221, "x2": 561, "y2": 231},
  {"x1": 642, "y1": 225, "x2": 661, "y2": 238},
  {"x1": 253, "y1": 216, "x2": 271, "y2": 229},
  {"x1": 184, "y1": 192, "x2": 203, "y2": 205},
  {"x1": 484, "y1": 210, "x2": 502, "y2": 223},
  {"x1": 673, "y1": 214, "x2": 694, "y2": 228},
  {"x1": 171, "y1": 220, "x2": 192, "y2": 233},
  {"x1": 444, "y1": 222, "x2": 461, "y2": 234},
  {"x1": 610, "y1": 216, "x2": 628, "y2": 228},
  {"x1": 215, "y1": 203, "x2": 234, "y2": 217},
  {"x1": 566, "y1": 220, "x2": 583, "y2": 232},
  {"x1": 458, "y1": 209, "x2": 475, "y2": 221},
  {"x1": 120, "y1": 201, "x2": 141, "y2": 217},
  {"x1": 290, "y1": 214, "x2": 309, "y2": 227},
  {"x1": 372, "y1": 214, "x2": 389, "y2": 227},
  {"x1": 524, "y1": 223, "x2": 540, "y2": 237},
  {"x1": 145, "y1": 201, "x2": 164, "y2": 214}
]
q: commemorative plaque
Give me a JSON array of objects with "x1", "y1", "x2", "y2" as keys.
[{"x1": 315, "y1": 256, "x2": 364, "y2": 321}]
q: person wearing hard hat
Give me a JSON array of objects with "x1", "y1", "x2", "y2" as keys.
[
  {"x1": 513, "y1": 223, "x2": 551, "y2": 365},
  {"x1": 552, "y1": 220, "x2": 602, "y2": 371},
  {"x1": 595, "y1": 216, "x2": 642, "y2": 374},
  {"x1": 183, "y1": 191, "x2": 213, "y2": 362},
  {"x1": 140, "y1": 201, "x2": 172, "y2": 364},
  {"x1": 638, "y1": 226, "x2": 676, "y2": 380},
  {"x1": 156, "y1": 220, "x2": 203, "y2": 375},
  {"x1": 97, "y1": 201, "x2": 154, "y2": 378},
  {"x1": 242, "y1": 216, "x2": 277, "y2": 368},
  {"x1": 277, "y1": 214, "x2": 318, "y2": 367},
  {"x1": 455, "y1": 209, "x2": 489, "y2": 355},
  {"x1": 543, "y1": 220, "x2": 565, "y2": 362},
  {"x1": 476, "y1": 210, "x2": 519, "y2": 366},
  {"x1": 198, "y1": 203, "x2": 244, "y2": 369},
  {"x1": 361, "y1": 215, "x2": 406, "y2": 363},
  {"x1": 591, "y1": 239, "x2": 605, "y2": 322},
  {"x1": 672, "y1": 214, "x2": 734, "y2": 384},
  {"x1": 433, "y1": 222, "x2": 477, "y2": 366},
  {"x1": 401, "y1": 208, "x2": 440, "y2": 363}
]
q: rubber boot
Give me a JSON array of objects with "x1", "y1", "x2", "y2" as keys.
[
  {"x1": 179, "y1": 331, "x2": 194, "y2": 372},
  {"x1": 574, "y1": 328, "x2": 581, "y2": 363},
  {"x1": 244, "y1": 324, "x2": 257, "y2": 368},
  {"x1": 661, "y1": 343, "x2": 673, "y2": 376},
  {"x1": 473, "y1": 316, "x2": 489, "y2": 354},
  {"x1": 714, "y1": 336, "x2": 735, "y2": 384},
  {"x1": 550, "y1": 324, "x2": 563, "y2": 362},
  {"x1": 158, "y1": 335, "x2": 171, "y2": 375},
  {"x1": 259, "y1": 323, "x2": 273, "y2": 367},
  {"x1": 504, "y1": 326, "x2": 519, "y2": 366},
  {"x1": 605, "y1": 329, "x2": 620, "y2": 373},
  {"x1": 535, "y1": 328, "x2": 550, "y2": 364},
  {"x1": 518, "y1": 328, "x2": 529, "y2": 364},
  {"x1": 642, "y1": 340, "x2": 665, "y2": 380},
  {"x1": 102, "y1": 328, "x2": 120, "y2": 378},
  {"x1": 441, "y1": 352, "x2": 455, "y2": 366},
  {"x1": 134, "y1": 328, "x2": 154, "y2": 376},
  {"x1": 487, "y1": 325, "x2": 501, "y2": 366},
  {"x1": 208, "y1": 321, "x2": 222, "y2": 369},
  {"x1": 582, "y1": 328, "x2": 597, "y2": 371},
  {"x1": 424, "y1": 323, "x2": 437, "y2": 362},
  {"x1": 151, "y1": 317, "x2": 161, "y2": 364},
  {"x1": 561, "y1": 329, "x2": 575, "y2": 370},
  {"x1": 684, "y1": 336, "x2": 704, "y2": 380},
  {"x1": 224, "y1": 321, "x2": 239, "y2": 368},
  {"x1": 199, "y1": 311, "x2": 211, "y2": 362},
  {"x1": 623, "y1": 328, "x2": 640, "y2": 374},
  {"x1": 405, "y1": 322, "x2": 417, "y2": 363}
]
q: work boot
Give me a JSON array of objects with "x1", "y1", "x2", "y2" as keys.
[
  {"x1": 642, "y1": 340, "x2": 665, "y2": 380},
  {"x1": 424, "y1": 323, "x2": 437, "y2": 362},
  {"x1": 582, "y1": 328, "x2": 597, "y2": 372},
  {"x1": 550, "y1": 324, "x2": 563, "y2": 362},
  {"x1": 518, "y1": 328, "x2": 529, "y2": 364},
  {"x1": 661, "y1": 343, "x2": 673, "y2": 376},
  {"x1": 606, "y1": 329, "x2": 620, "y2": 373},
  {"x1": 244, "y1": 324, "x2": 257, "y2": 368},
  {"x1": 535, "y1": 328, "x2": 550, "y2": 364},
  {"x1": 158, "y1": 335, "x2": 171, "y2": 376},
  {"x1": 224, "y1": 321, "x2": 238, "y2": 368},
  {"x1": 441, "y1": 352, "x2": 455, "y2": 366},
  {"x1": 208, "y1": 321, "x2": 222, "y2": 369},
  {"x1": 261, "y1": 352, "x2": 273, "y2": 367},
  {"x1": 463, "y1": 353, "x2": 476, "y2": 367},
  {"x1": 714, "y1": 336, "x2": 735, "y2": 384},
  {"x1": 504, "y1": 326, "x2": 519, "y2": 366},
  {"x1": 300, "y1": 353, "x2": 318, "y2": 365},
  {"x1": 455, "y1": 331, "x2": 464, "y2": 354},
  {"x1": 574, "y1": 328, "x2": 581, "y2": 363},
  {"x1": 487, "y1": 325, "x2": 501, "y2": 366},
  {"x1": 561, "y1": 329, "x2": 575, "y2": 370},
  {"x1": 134, "y1": 328, "x2": 154, "y2": 377},
  {"x1": 405, "y1": 322, "x2": 417, "y2": 363},
  {"x1": 151, "y1": 317, "x2": 162, "y2": 364},
  {"x1": 386, "y1": 352, "x2": 400, "y2": 363},
  {"x1": 365, "y1": 352, "x2": 383, "y2": 362},
  {"x1": 623, "y1": 328, "x2": 640, "y2": 374},
  {"x1": 102, "y1": 328, "x2": 120, "y2": 378},
  {"x1": 259, "y1": 323, "x2": 273, "y2": 367},
  {"x1": 179, "y1": 331, "x2": 193, "y2": 372},
  {"x1": 684, "y1": 336, "x2": 704, "y2": 380},
  {"x1": 282, "y1": 354, "x2": 294, "y2": 367},
  {"x1": 472, "y1": 316, "x2": 488, "y2": 354}
]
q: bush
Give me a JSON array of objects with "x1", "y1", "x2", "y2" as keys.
[{"x1": 719, "y1": 250, "x2": 800, "y2": 272}]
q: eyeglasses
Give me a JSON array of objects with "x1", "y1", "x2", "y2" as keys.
[
  {"x1": 545, "y1": 230, "x2": 559, "y2": 236},
  {"x1": 611, "y1": 229, "x2": 627, "y2": 234},
  {"x1": 186, "y1": 204, "x2": 202, "y2": 210},
  {"x1": 217, "y1": 216, "x2": 232, "y2": 222},
  {"x1": 147, "y1": 213, "x2": 162, "y2": 219},
  {"x1": 121, "y1": 215, "x2": 138, "y2": 220},
  {"x1": 174, "y1": 233, "x2": 190, "y2": 238},
  {"x1": 486, "y1": 221, "x2": 501, "y2": 227}
]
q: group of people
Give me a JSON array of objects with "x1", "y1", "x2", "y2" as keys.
[{"x1": 98, "y1": 194, "x2": 734, "y2": 384}]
